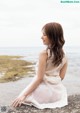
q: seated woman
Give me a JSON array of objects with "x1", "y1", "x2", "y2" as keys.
[{"x1": 12, "y1": 22, "x2": 68, "y2": 109}]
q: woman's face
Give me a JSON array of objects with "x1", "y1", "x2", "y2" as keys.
[{"x1": 41, "y1": 30, "x2": 51, "y2": 46}]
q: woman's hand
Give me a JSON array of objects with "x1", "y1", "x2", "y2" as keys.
[{"x1": 11, "y1": 95, "x2": 26, "y2": 107}]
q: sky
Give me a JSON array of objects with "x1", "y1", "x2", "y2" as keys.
[{"x1": 0, "y1": 0, "x2": 80, "y2": 47}]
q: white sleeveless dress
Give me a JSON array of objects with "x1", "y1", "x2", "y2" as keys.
[{"x1": 22, "y1": 49, "x2": 68, "y2": 109}]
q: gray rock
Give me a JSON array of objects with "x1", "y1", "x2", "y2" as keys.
[{"x1": 0, "y1": 95, "x2": 80, "y2": 113}]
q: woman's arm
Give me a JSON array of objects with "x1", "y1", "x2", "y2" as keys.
[
  {"x1": 59, "y1": 61, "x2": 68, "y2": 80},
  {"x1": 20, "y1": 51, "x2": 47, "y2": 97},
  {"x1": 12, "y1": 51, "x2": 47, "y2": 107}
]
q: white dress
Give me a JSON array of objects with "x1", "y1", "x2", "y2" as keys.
[{"x1": 21, "y1": 49, "x2": 68, "y2": 109}]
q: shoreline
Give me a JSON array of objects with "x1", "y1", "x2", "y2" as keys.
[{"x1": 0, "y1": 55, "x2": 35, "y2": 83}]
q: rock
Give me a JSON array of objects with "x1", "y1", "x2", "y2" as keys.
[{"x1": 0, "y1": 95, "x2": 80, "y2": 113}]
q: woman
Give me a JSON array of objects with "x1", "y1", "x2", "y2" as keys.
[{"x1": 12, "y1": 22, "x2": 68, "y2": 109}]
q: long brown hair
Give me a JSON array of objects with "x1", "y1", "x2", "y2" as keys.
[{"x1": 42, "y1": 22, "x2": 65, "y2": 66}]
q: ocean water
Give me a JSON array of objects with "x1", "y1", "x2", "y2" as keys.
[
  {"x1": 0, "y1": 46, "x2": 44, "y2": 62},
  {"x1": 0, "y1": 46, "x2": 80, "y2": 70},
  {"x1": 0, "y1": 46, "x2": 80, "y2": 62},
  {"x1": 0, "y1": 46, "x2": 80, "y2": 76}
]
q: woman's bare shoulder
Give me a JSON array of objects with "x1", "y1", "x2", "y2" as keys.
[{"x1": 39, "y1": 50, "x2": 48, "y2": 60}]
